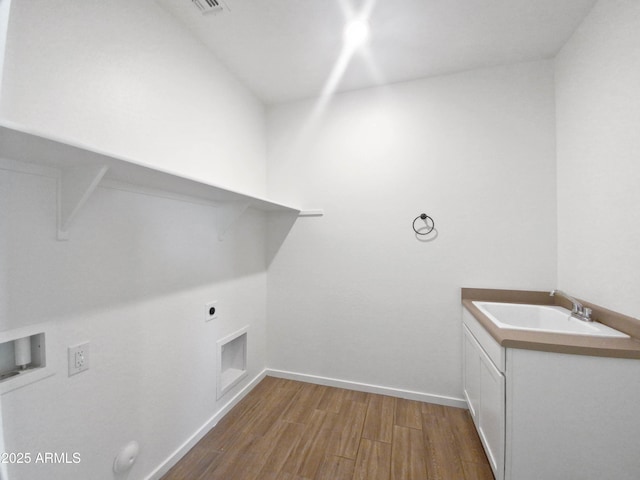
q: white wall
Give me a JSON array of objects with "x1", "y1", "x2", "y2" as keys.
[
  {"x1": 3, "y1": 0, "x2": 636, "y2": 477},
  {"x1": 555, "y1": 0, "x2": 640, "y2": 318},
  {"x1": 267, "y1": 60, "x2": 558, "y2": 400},
  {"x1": 0, "y1": 0, "x2": 10, "y2": 90},
  {"x1": 0, "y1": 0, "x2": 266, "y2": 196},
  {"x1": 0, "y1": 1, "x2": 271, "y2": 479},
  {"x1": 0, "y1": 168, "x2": 269, "y2": 480}
]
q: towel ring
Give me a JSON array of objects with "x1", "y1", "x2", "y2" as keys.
[{"x1": 413, "y1": 213, "x2": 435, "y2": 235}]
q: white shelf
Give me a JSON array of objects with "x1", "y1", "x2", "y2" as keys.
[{"x1": 0, "y1": 121, "x2": 320, "y2": 239}]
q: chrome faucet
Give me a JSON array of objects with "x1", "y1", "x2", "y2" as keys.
[{"x1": 550, "y1": 290, "x2": 593, "y2": 322}]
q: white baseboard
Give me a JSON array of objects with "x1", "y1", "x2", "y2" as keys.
[
  {"x1": 265, "y1": 369, "x2": 467, "y2": 409},
  {"x1": 144, "y1": 368, "x2": 268, "y2": 480}
]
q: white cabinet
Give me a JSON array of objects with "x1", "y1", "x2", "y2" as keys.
[
  {"x1": 463, "y1": 323, "x2": 505, "y2": 479},
  {"x1": 463, "y1": 328, "x2": 481, "y2": 419},
  {"x1": 463, "y1": 307, "x2": 640, "y2": 480}
]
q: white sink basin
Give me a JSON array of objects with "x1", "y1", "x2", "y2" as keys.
[{"x1": 472, "y1": 301, "x2": 630, "y2": 338}]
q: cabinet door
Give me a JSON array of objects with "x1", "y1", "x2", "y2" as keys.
[
  {"x1": 463, "y1": 325, "x2": 505, "y2": 480},
  {"x1": 478, "y1": 341, "x2": 505, "y2": 479},
  {"x1": 463, "y1": 326, "x2": 481, "y2": 424}
]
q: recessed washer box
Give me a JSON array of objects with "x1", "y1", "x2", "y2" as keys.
[
  {"x1": 216, "y1": 326, "x2": 248, "y2": 399},
  {"x1": 0, "y1": 324, "x2": 55, "y2": 394}
]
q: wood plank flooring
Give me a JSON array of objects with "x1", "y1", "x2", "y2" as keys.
[{"x1": 161, "y1": 376, "x2": 494, "y2": 480}]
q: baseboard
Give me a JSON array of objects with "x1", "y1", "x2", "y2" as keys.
[
  {"x1": 144, "y1": 368, "x2": 268, "y2": 480},
  {"x1": 266, "y1": 369, "x2": 467, "y2": 409}
]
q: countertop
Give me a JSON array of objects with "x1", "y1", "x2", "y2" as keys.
[{"x1": 462, "y1": 288, "x2": 640, "y2": 359}]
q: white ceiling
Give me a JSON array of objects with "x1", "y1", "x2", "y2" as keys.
[{"x1": 156, "y1": 0, "x2": 597, "y2": 105}]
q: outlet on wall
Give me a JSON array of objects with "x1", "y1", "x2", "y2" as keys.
[
  {"x1": 205, "y1": 301, "x2": 218, "y2": 322},
  {"x1": 68, "y1": 342, "x2": 90, "y2": 376}
]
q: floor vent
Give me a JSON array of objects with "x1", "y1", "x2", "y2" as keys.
[{"x1": 191, "y1": 0, "x2": 226, "y2": 15}]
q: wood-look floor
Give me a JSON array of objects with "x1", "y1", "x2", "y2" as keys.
[{"x1": 161, "y1": 376, "x2": 494, "y2": 480}]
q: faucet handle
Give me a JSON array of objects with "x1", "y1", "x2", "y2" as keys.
[{"x1": 583, "y1": 307, "x2": 592, "y2": 320}]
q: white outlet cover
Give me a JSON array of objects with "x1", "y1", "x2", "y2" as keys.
[
  {"x1": 205, "y1": 301, "x2": 218, "y2": 322},
  {"x1": 68, "y1": 342, "x2": 90, "y2": 376}
]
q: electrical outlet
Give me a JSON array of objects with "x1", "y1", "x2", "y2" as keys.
[
  {"x1": 205, "y1": 301, "x2": 218, "y2": 322},
  {"x1": 68, "y1": 342, "x2": 90, "y2": 376}
]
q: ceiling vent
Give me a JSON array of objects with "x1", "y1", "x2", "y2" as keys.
[{"x1": 191, "y1": 0, "x2": 228, "y2": 15}]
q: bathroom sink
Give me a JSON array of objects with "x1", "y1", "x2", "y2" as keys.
[{"x1": 472, "y1": 301, "x2": 630, "y2": 338}]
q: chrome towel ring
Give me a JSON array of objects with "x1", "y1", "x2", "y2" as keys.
[{"x1": 412, "y1": 213, "x2": 435, "y2": 235}]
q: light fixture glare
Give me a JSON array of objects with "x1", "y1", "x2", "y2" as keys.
[{"x1": 344, "y1": 19, "x2": 370, "y2": 49}]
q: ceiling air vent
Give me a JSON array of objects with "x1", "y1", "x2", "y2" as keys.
[{"x1": 191, "y1": 0, "x2": 227, "y2": 15}]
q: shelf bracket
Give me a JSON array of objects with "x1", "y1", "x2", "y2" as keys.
[
  {"x1": 57, "y1": 164, "x2": 109, "y2": 240},
  {"x1": 217, "y1": 201, "x2": 250, "y2": 241}
]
